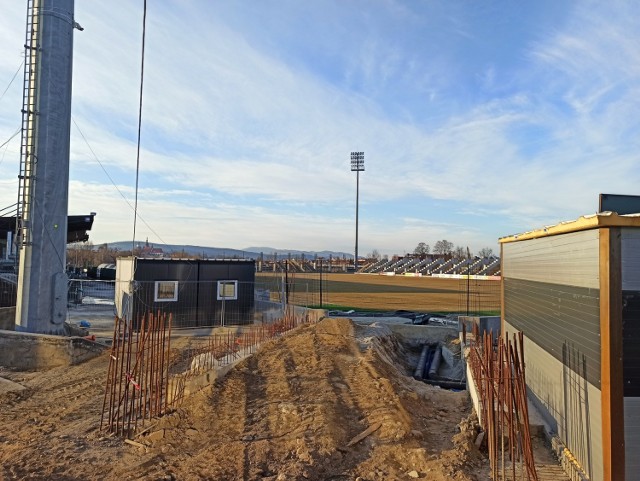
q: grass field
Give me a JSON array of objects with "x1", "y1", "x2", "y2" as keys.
[{"x1": 256, "y1": 272, "x2": 500, "y2": 314}]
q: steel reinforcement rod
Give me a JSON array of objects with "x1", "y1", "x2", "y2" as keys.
[
  {"x1": 467, "y1": 325, "x2": 538, "y2": 481},
  {"x1": 101, "y1": 311, "x2": 174, "y2": 435}
]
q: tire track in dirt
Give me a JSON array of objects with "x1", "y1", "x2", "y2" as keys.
[
  {"x1": 242, "y1": 353, "x2": 271, "y2": 481},
  {"x1": 190, "y1": 355, "x2": 258, "y2": 480},
  {"x1": 287, "y1": 332, "x2": 365, "y2": 475},
  {"x1": 0, "y1": 353, "x2": 133, "y2": 481},
  {"x1": 315, "y1": 321, "x2": 426, "y2": 480},
  {"x1": 239, "y1": 327, "x2": 355, "y2": 480},
  {"x1": 314, "y1": 319, "x2": 414, "y2": 436}
]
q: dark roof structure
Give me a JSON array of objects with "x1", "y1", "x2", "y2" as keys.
[{"x1": 0, "y1": 214, "x2": 95, "y2": 244}]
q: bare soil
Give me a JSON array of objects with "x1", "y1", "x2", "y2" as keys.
[{"x1": 0, "y1": 318, "x2": 490, "y2": 480}]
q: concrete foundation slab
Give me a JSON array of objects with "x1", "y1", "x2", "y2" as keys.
[
  {"x1": 0, "y1": 330, "x2": 107, "y2": 370},
  {"x1": 0, "y1": 307, "x2": 15, "y2": 331},
  {"x1": 350, "y1": 318, "x2": 458, "y2": 343},
  {"x1": 168, "y1": 348, "x2": 253, "y2": 404}
]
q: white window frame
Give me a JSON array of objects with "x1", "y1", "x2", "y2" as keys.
[
  {"x1": 217, "y1": 280, "x2": 238, "y2": 300},
  {"x1": 154, "y1": 281, "x2": 179, "y2": 302}
]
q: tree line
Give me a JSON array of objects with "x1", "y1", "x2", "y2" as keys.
[
  {"x1": 365, "y1": 242, "x2": 495, "y2": 261},
  {"x1": 413, "y1": 241, "x2": 493, "y2": 258}
]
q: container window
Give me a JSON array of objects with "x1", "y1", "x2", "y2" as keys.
[
  {"x1": 217, "y1": 280, "x2": 238, "y2": 300},
  {"x1": 154, "y1": 281, "x2": 179, "y2": 302}
]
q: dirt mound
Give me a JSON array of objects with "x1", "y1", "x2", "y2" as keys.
[{"x1": 0, "y1": 318, "x2": 489, "y2": 480}]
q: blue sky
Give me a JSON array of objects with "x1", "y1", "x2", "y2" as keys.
[{"x1": 1, "y1": 1, "x2": 639, "y2": 257}]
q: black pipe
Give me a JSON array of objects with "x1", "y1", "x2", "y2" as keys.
[
  {"x1": 428, "y1": 345, "x2": 442, "y2": 378},
  {"x1": 414, "y1": 344, "x2": 430, "y2": 379},
  {"x1": 421, "y1": 378, "x2": 466, "y2": 390},
  {"x1": 423, "y1": 347, "x2": 435, "y2": 379}
]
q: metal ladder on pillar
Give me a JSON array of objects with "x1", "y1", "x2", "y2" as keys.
[{"x1": 16, "y1": 0, "x2": 41, "y2": 253}]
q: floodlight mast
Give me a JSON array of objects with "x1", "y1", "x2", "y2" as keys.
[
  {"x1": 350, "y1": 152, "x2": 364, "y2": 271},
  {"x1": 15, "y1": 0, "x2": 77, "y2": 333}
]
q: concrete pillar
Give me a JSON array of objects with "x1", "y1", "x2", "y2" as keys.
[{"x1": 16, "y1": 0, "x2": 76, "y2": 333}]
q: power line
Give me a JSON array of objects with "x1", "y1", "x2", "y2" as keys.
[
  {"x1": 0, "y1": 126, "x2": 21, "y2": 151},
  {"x1": 71, "y1": 117, "x2": 167, "y2": 246},
  {"x1": 0, "y1": 60, "x2": 24, "y2": 104},
  {"x1": 132, "y1": 0, "x2": 147, "y2": 255}
]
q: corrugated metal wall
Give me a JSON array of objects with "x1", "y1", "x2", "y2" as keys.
[
  {"x1": 503, "y1": 229, "x2": 603, "y2": 481},
  {"x1": 622, "y1": 228, "x2": 640, "y2": 481}
]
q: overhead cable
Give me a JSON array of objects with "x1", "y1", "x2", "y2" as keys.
[
  {"x1": 0, "y1": 60, "x2": 24, "y2": 104},
  {"x1": 131, "y1": 0, "x2": 147, "y2": 255},
  {"x1": 71, "y1": 117, "x2": 167, "y2": 246}
]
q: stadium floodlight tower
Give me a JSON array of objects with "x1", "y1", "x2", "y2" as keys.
[
  {"x1": 350, "y1": 151, "x2": 364, "y2": 271},
  {"x1": 15, "y1": 0, "x2": 81, "y2": 333}
]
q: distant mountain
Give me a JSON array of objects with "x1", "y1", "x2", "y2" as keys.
[
  {"x1": 105, "y1": 241, "x2": 257, "y2": 259},
  {"x1": 244, "y1": 247, "x2": 353, "y2": 259},
  {"x1": 102, "y1": 241, "x2": 352, "y2": 260}
]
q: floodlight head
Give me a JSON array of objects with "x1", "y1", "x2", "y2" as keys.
[{"x1": 350, "y1": 151, "x2": 365, "y2": 171}]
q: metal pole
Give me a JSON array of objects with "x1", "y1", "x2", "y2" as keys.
[
  {"x1": 319, "y1": 260, "x2": 323, "y2": 308},
  {"x1": 350, "y1": 152, "x2": 364, "y2": 272},
  {"x1": 285, "y1": 260, "x2": 289, "y2": 306},
  {"x1": 355, "y1": 168, "x2": 359, "y2": 271},
  {"x1": 466, "y1": 247, "x2": 470, "y2": 316}
]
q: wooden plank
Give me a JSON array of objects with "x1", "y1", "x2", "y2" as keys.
[
  {"x1": 345, "y1": 422, "x2": 381, "y2": 447},
  {"x1": 599, "y1": 227, "x2": 625, "y2": 481},
  {"x1": 124, "y1": 438, "x2": 147, "y2": 449}
]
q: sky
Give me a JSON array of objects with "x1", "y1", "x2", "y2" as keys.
[{"x1": 1, "y1": 1, "x2": 639, "y2": 258}]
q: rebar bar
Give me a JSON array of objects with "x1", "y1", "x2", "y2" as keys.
[
  {"x1": 467, "y1": 325, "x2": 538, "y2": 481},
  {"x1": 102, "y1": 311, "x2": 312, "y2": 434},
  {"x1": 101, "y1": 311, "x2": 173, "y2": 435}
]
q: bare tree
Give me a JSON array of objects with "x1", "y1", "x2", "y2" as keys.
[
  {"x1": 67, "y1": 242, "x2": 124, "y2": 268},
  {"x1": 413, "y1": 242, "x2": 430, "y2": 255},
  {"x1": 453, "y1": 246, "x2": 466, "y2": 258},
  {"x1": 478, "y1": 247, "x2": 494, "y2": 258},
  {"x1": 433, "y1": 239, "x2": 454, "y2": 255},
  {"x1": 367, "y1": 249, "x2": 381, "y2": 260}
]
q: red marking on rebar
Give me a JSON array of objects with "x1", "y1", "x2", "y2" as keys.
[{"x1": 126, "y1": 372, "x2": 141, "y2": 391}]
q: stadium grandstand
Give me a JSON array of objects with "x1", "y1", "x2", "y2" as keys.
[{"x1": 258, "y1": 253, "x2": 500, "y2": 277}]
